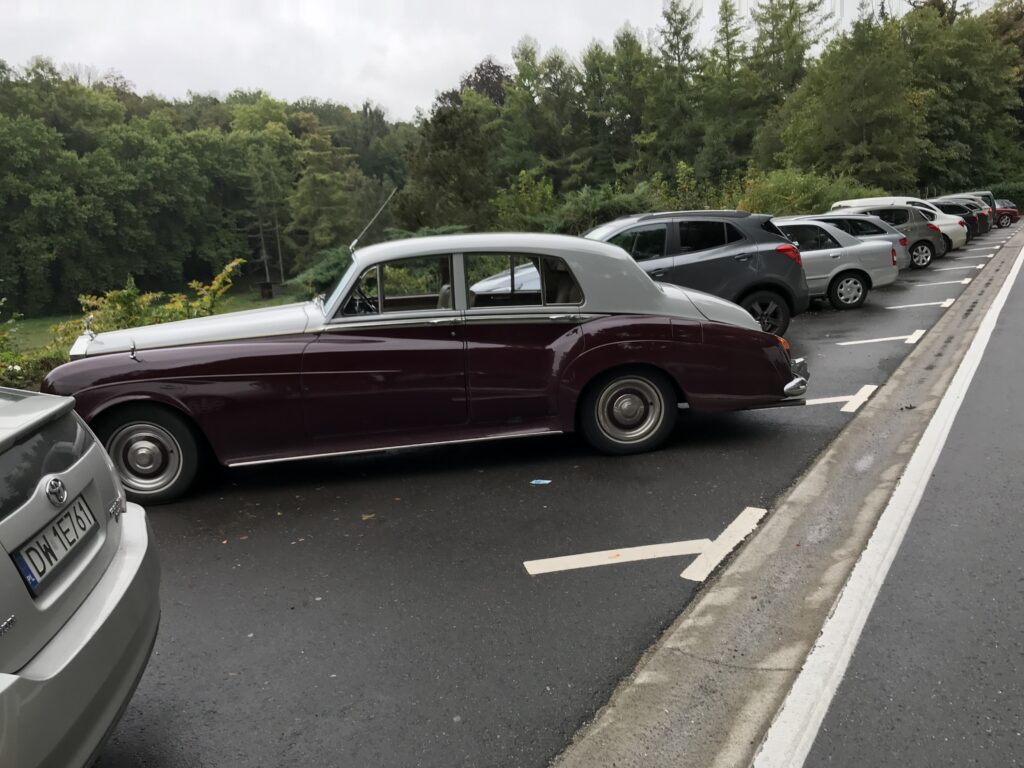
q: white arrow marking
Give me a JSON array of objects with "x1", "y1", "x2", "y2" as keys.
[
  {"x1": 931, "y1": 264, "x2": 984, "y2": 272},
  {"x1": 911, "y1": 278, "x2": 972, "y2": 287},
  {"x1": 805, "y1": 384, "x2": 879, "y2": 413},
  {"x1": 837, "y1": 329, "x2": 925, "y2": 346},
  {"x1": 523, "y1": 507, "x2": 768, "y2": 582},
  {"x1": 886, "y1": 298, "x2": 955, "y2": 309}
]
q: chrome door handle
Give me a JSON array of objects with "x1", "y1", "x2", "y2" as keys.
[
  {"x1": 650, "y1": 269, "x2": 667, "y2": 277},
  {"x1": 547, "y1": 314, "x2": 574, "y2": 321},
  {"x1": 830, "y1": 251, "x2": 842, "y2": 259},
  {"x1": 733, "y1": 253, "x2": 753, "y2": 261},
  {"x1": 429, "y1": 316, "x2": 462, "y2": 324}
]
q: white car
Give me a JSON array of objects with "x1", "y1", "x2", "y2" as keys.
[
  {"x1": 775, "y1": 218, "x2": 898, "y2": 309},
  {"x1": 831, "y1": 196, "x2": 968, "y2": 251},
  {"x1": 0, "y1": 387, "x2": 160, "y2": 767}
]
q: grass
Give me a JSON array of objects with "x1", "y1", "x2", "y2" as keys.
[{"x1": 9, "y1": 283, "x2": 310, "y2": 354}]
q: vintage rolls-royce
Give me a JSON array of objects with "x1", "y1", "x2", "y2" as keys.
[{"x1": 42, "y1": 233, "x2": 809, "y2": 502}]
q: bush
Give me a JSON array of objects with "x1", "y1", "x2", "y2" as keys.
[
  {"x1": 1, "y1": 259, "x2": 245, "y2": 391},
  {"x1": 492, "y1": 170, "x2": 557, "y2": 231},
  {"x1": 988, "y1": 180, "x2": 1024, "y2": 206},
  {"x1": 737, "y1": 169, "x2": 887, "y2": 216},
  {"x1": 290, "y1": 247, "x2": 353, "y2": 296}
]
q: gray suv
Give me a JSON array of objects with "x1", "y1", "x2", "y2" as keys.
[
  {"x1": 0, "y1": 387, "x2": 159, "y2": 768},
  {"x1": 841, "y1": 204, "x2": 946, "y2": 268},
  {"x1": 585, "y1": 211, "x2": 811, "y2": 335}
]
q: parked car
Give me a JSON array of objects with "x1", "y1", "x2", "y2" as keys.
[
  {"x1": 584, "y1": 211, "x2": 810, "y2": 335},
  {"x1": 830, "y1": 195, "x2": 967, "y2": 251},
  {"x1": 938, "y1": 195, "x2": 992, "y2": 233},
  {"x1": 42, "y1": 233, "x2": 810, "y2": 502},
  {"x1": 0, "y1": 387, "x2": 159, "y2": 768},
  {"x1": 839, "y1": 204, "x2": 946, "y2": 268},
  {"x1": 994, "y1": 199, "x2": 1020, "y2": 228},
  {"x1": 774, "y1": 218, "x2": 898, "y2": 309},
  {"x1": 795, "y1": 212, "x2": 911, "y2": 269},
  {"x1": 961, "y1": 190, "x2": 998, "y2": 219},
  {"x1": 929, "y1": 199, "x2": 980, "y2": 239}
]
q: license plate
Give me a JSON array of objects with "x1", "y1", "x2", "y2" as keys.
[{"x1": 12, "y1": 496, "x2": 98, "y2": 594}]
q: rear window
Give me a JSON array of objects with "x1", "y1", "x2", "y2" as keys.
[
  {"x1": 762, "y1": 220, "x2": 787, "y2": 238},
  {"x1": 0, "y1": 413, "x2": 94, "y2": 520},
  {"x1": 678, "y1": 220, "x2": 732, "y2": 251}
]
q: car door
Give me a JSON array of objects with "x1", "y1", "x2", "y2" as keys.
[
  {"x1": 300, "y1": 253, "x2": 468, "y2": 449},
  {"x1": 462, "y1": 251, "x2": 585, "y2": 427},
  {"x1": 664, "y1": 219, "x2": 753, "y2": 297},
  {"x1": 778, "y1": 223, "x2": 840, "y2": 297}
]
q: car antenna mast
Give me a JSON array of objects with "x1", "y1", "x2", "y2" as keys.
[{"x1": 349, "y1": 187, "x2": 398, "y2": 252}]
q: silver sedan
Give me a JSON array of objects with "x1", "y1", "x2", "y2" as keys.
[{"x1": 775, "y1": 218, "x2": 899, "y2": 309}]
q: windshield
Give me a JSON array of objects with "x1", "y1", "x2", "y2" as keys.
[{"x1": 324, "y1": 259, "x2": 362, "y2": 314}]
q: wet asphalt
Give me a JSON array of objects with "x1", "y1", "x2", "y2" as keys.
[{"x1": 96, "y1": 227, "x2": 1019, "y2": 768}]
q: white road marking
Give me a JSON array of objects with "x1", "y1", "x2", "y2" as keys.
[
  {"x1": 805, "y1": 385, "x2": 879, "y2": 413},
  {"x1": 912, "y1": 278, "x2": 972, "y2": 287},
  {"x1": 753, "y1": 244, "x2": 1024, "y2": 768},
  {"x1": 523, "y1": 506, "x2": 768, "y2": 582},
  {"x1": 837, "y1": 330, "x2": 925, "y2": 346},
  {"x1": 680, "y1": 507, "x2": 768, "y2": 582},
  {"x1": 886, "y1": 298, "x2": 955, "y2": 310},
  {"x1": 931, "y1": 264, "x2": 984, "y2": 272},
  {"x1": 950, "y1": 253, "x2": 993, "y2": 260}
]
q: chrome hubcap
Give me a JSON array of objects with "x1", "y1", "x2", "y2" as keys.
[
  {"x1": 836, "y1": 277, "x2": 863, "y2": 304},
  {"x1": 596, "y1": 378, "x2": 665, "y2": 444},
  {"x1": 107, "y1": 422, "x2": 183, "y2": 494},
  {"x1": 912, "y1": 246, "x2": 931, "y2": 265}
]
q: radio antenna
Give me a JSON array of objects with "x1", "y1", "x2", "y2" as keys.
[{"x1": 349, "y1": 187, "x2": 398, "y2": 252}]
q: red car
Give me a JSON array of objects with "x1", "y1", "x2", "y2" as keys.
[
  {"x1": 42, "y1": 233, "x2": 809, "y2": 502},
  {"x1": 995, "y1": 200, "x2": 1020, "y2": 229}
]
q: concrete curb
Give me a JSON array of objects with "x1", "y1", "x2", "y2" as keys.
[{"x1": 551, "y1": 229, "x2": 1024, "y2": 768}]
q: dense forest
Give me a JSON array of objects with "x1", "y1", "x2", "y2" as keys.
[{"x1": 2, "y1": 0, "x2": 1024, "y2": 316}]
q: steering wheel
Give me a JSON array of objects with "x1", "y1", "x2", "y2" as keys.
[{"x1": 350, "y1": 286, "x2": 378, "y2": 315}]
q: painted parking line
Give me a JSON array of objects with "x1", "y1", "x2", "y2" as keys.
[
  {"x1": 837, "y1": 329, "x2": 925, "y2": 346},
  {"x1": 523, "y1": 506, "x2": 768, "y2": 582},
  {"x1": 912, "y1": 278, "x2": 972, "y2": 287},
  {"x1": 886, "y1": 298, "x2": 955, "y2": 310},
  {"x1": 805, "y1": 384, "x2": 879, "y2": 413},
  {"x1": 932, "y1": 264, "x2": 984, "y2": 272},
  {"x1": 949, "y1": 253, "x2": 994, "y2": 260}
]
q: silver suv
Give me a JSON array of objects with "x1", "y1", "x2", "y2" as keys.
[{"x1": 0, "y1": 387, "x2": 159, "y2": 768}]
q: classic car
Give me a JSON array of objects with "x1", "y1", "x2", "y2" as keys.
[{"x1": 42, "y1": 233, "x2": 809, "y2": 503}]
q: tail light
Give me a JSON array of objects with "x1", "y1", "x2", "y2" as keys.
[
  {"x1": 776, "y1": 243, "x2": 802, "y2": 267},
  {"x1": 927, "y1": 223, "x2": 941, "y2": 233},
  {"x1": 891, "y1": 247, "x2": 897, "y2": 266},
  {"x1": 957, "y1": 219, "x2": 966, "y2": 228},
  {"x1": 899, "y1": 237, "x2": 908, "y2": 247}
]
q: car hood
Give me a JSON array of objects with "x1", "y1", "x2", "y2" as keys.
[
  {"x1": 656, "y1": 283, "x2": 761, "y2": 332},
  {"x1": 69, "y1": 301, "x2": 321, "y2": 358}
]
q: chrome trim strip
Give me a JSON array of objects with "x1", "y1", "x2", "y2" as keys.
[
  {"x1": 321, "y1": 311, "x2": 463, "y2": 332},
  {"x1": 227, "y1": 428, "x2": 563, "y2": 467}
]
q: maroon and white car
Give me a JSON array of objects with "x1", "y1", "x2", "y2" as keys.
[{"x1": 42, "y1": 233, "x2": 809, "y2": 502}]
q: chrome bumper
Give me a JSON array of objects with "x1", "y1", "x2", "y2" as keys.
[{"x1": 783, "y1": 357, "x2": 809, "y2": 397}]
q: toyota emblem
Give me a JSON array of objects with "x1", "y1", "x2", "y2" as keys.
[{"x1": 45, "y1": 478, "x2": 68, "y2": 507}]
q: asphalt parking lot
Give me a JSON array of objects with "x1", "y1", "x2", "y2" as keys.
[{"x1": 96, "y1": 225, "x2": 1020, "y2": 768}]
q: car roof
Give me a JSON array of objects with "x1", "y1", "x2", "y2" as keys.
[
  {"x1": 634, "y1": 210, "x2": 757, "y2": 221},
  {"x1": 352, "y1": 232, "x2": 627, "y2": 266},
  {"x1": 0, "y1": 388, "x2": 76, "y2": 454}
]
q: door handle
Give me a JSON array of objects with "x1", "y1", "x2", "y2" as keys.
[
  {"x1": 547, "y1": 314, "x2": 574, "y2": 321},
  {"x1": 830, "y1": 251, "x2": 842, "y2": 259},
  {"x1": 733, "y1": 253, "x2": 753, "y2": 261},
  {"x1": 429, "y1": 316, "x2": 462, "y2": 325},
  {"x1": 650, "y1": 269, "x2": 667, "y2": 278}
]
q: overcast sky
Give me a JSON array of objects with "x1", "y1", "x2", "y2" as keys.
[
  {"x1": 3, "y1": 0, "x2": 681, "y2": 120},
  {"x1": 3, "y1": 0, "x2": 992, "y2": 120}
]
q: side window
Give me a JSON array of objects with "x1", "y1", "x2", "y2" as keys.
[
  {"x1": 464, "y1": 253, "x2": 583, "y2": 308},
  {"x1": 607, "y1": 224, "x2": 667, "y2": 262},
  {"x1": 724, "y1": 223, "x2": 744, "y2": 243},
  {"x1": 818, "y1": 228, "x2": 841, "y2": 249},
  {"x1": 916, "y1": 209, "x2": 935, "y2": 222},
  {"x1": 340, "y1": 255, "x2": 452, "y2": 317},
  {"x1": 465, "y1": 253, "x2": 542, "y2": 308},
  {"x1": 827, "y1": 219, "x2": 856, "y2": 235},
  {"x1": 679, "y1": 220, "x2": 728, "y2": 252},
  {"x1": 873, "y1": 208, "x2": 909, "y2": 226},
  {"x1": 850, "y1": 219, "x2": 885, "y2": 236},
  {"x1": 780, "y1": 224, "x2": 824, "y2": 250}
]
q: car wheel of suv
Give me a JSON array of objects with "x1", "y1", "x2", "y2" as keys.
[
  {"x1": 94, "y1": 405, "x2": 200, "y2": 504},
  {"x1": 580, "y1": 368, "x2": 677, "y2": 455},
  {"x1": 740, "y1": 290, "x2": 791, "y2": 335},
  {"x1": 909, "y1": 242, "x2": 934, "y2": 269},
  {"x1": 828, "y1": 273, "x2": 868, "y2": 310},
  {"x1": 999, "y1": 214, "x2": 1012, "y2": 228}
]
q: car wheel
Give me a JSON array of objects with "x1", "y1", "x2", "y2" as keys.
[
  {"x1": 941, "y1": 235, "x2": 952, "y2": 254},
  {"x1": 740, "y1": 290, "x2": 791, "y2": 335},
  {"x1": 828, "y1": 273, "x2": 868, "y2": 310},
  {"x1": 909, "y1": 242, "x2": 934, "y2": 269},
  {"x1": 999, "y1": 214, "x2": 1012, "y2": 228},
  {"x1": 93, "y1": 405, "x2": 200, "y2": 504},
  {"x1": 580, "y1": 369, "x2": 677, "y2": 455}
]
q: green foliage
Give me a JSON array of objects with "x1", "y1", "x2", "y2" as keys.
[
  {"x1": 493, "y1": 170, "x2": 556, "y2": 231},
  {"x1": 289, "y1": 247, "x2": 353, "y2": 296},
  {"x1": 738, "y1": 169, "x2": 886, "y2": 215}
]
